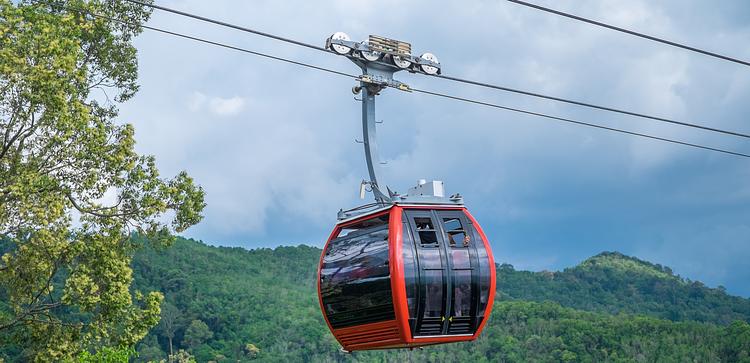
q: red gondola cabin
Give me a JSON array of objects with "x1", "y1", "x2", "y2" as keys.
[{"x1": 317, "y1": 204, "x2": 496, "y2": 351}]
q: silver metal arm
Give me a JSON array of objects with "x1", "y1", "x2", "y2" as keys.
[{"x1": 360, "y1": 84, "x2": 391, "y2": 204}]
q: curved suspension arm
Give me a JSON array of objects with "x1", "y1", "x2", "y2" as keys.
[{"x1": 361, "y1": 83, "x2": 391, "y2": 204}]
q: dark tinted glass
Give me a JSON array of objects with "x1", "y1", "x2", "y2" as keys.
[
  {"x1": 423, "y1": 270, "x2": 443, "y2": 318},
  {"x1": 419, "y1": 230, "x2": 438, "y2": 245},
  {"x1": 414, "y1": 217, "x2": 434, "y2": 230},
  {"x1": 451, "y1": 249, "x2": 471, "y2": 269},
  {"x1": 402, "y1": 222, "x2": 418, "y2": 320},
  {"x1": 337, "y1": 214, "x2": 389, "y2": 238},
  {"x1": 320, "y1": 216, "x2": 394, "y2": 328},
  {"x1": 452, "y1": 270, "x2": 472, "y2": 317},
  {"x1": 415, "y1": 217, "x2": 439, "y2": 246},
  {"x1": 418, "y1": 248, "x2": 442, "y2": 269},
  {"x1": 474, "y1": 226, "x2": 491, "y2": 315}
]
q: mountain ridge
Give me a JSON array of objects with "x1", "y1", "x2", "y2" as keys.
[
  {"x1": 123, "y1": 238, "x2": 750, "y2": 362},
  {"x1": 497, "y1": 249, "x2": 750, "y2": 325},
  {"x1": 575, "y1": 251, "x2": 680, "y2": 281}
]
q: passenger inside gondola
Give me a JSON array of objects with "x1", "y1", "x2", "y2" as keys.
[
  {"x1": 446, "y1": 230, "x2": 456, "y2": 246},
  {"x1": 454, "y1": 282, "x2": 470, "y2": 317}
]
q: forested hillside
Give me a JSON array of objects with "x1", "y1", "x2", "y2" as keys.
[
  {"x1": 497, "y1": 251, "x2": 750, "y2": 324},
  {"x1": 126, "y1": 238, "x2": 750, "y2": 362}
]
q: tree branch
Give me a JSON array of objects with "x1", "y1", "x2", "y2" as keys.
[{"x1": 67, "y1": 193, "x2": 131, "y2": 218}]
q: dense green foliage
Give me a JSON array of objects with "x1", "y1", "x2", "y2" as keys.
[
  {"x1": 76, "y1": 346, "x2": 136, "y2": 363},
  {"x1": 124, "y1": 238, "x2": 749, "y2": 362},
  {"x1": 7, "y1": 237, "x2": 745, "y2": 361},
  {"x1": 498, "y1": 252, "x2": 750, "y2": 324},
  {"x1": 130, "y1": 240, "x2": 331, "y2": 362},
  {"x1": 0, "y1": 1, "x2": 204, "y2": 360}
]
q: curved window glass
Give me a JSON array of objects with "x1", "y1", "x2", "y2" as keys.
[
  {"x1": 472, "y1": 222, "x2": 492, "y2": 317},
  {"x1": 402, "y1": 222, "x2": 419, "y2": 322},
  {"x1": 320, "y1": 215, "x2": 393, "y2": 328}
]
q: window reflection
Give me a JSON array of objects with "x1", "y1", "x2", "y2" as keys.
[
  {"x1": 418, "y1": 248, "x2": 442, "y2": 269},
  {"x1": 476, "y1": 230, "x2": 491, "y2": 314},
  {"x1": 320, "y1": 216, "x2": 393, "y2": 328},
  {"x1": 402, "y1": 224, "x2": 418, "y2": 319},
  {"x1": 451, "y1": 249, "x2": 470, "y2": 269}
]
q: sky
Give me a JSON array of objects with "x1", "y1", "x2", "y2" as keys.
[{"x1": 117, "y1": 0, "x2": 750, "y2": 297}]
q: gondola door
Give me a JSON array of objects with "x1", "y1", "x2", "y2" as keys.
[
  {"x1": 406, "y1": 210, "x2": 448, "y2": 336},
  {"x1": 405, "y1": 209, "x2": 479, "y2": 337},
  {"x1": 439, "y1": 210, "x2": 478, "y2": 335}
]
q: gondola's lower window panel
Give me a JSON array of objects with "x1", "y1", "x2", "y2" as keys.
[{"x1": 320, "y1": 216, "x2": 394, "y2": 329}]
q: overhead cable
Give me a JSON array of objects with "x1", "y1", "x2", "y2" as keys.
[
  {"x1": 71, "y1": 9, "x2": 357, "y2": 80},
  {"x1": 123, "y1": 0, "x2": 332, "y2": 53},
  {"x1": 76, "y1": 8, "x2": 750, "y2": 159},
  {"x1": 507, "y1": 0, "x2": 750, "y2": 67},
  {"x1": 126, "y1": 0, "x2": 750, "y2": 140},
  {"x1": 433, "y1": 74, "x2": 750, "y2": 139},
  {"x1": 408, "y1": 87, "x2": 750, "y2": 158}
]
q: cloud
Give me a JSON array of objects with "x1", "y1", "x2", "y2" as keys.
[
  {"x1": 118, "y1": 0, "x2": 750, "y2": 295},
  {"x1": 187, "y1": 91, "x2": 246, "y2": 116},
  {"x1": 209, "y1": 96, "x2": 245, "y2": 116}
]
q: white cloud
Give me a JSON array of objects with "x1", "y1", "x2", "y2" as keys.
[
  {"x1": 187, "y1": 91, "x2": 246, "y2": 116},
  {"x1": 209, "y1": 96, "x2": 246, "y2": 116}
]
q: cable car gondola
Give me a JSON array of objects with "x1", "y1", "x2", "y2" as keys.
[
  {"x1": 318, "y1": 199, "x2": 496, "y2": 351},
  {"x1": 318, "y1": 33, "x2": 496, "y2": 351}
]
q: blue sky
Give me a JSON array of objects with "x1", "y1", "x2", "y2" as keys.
[{"x1": 118, "y1": 0, "x2": 750, "y2": 296}]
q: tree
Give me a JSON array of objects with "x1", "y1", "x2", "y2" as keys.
[
  {"x1": 165, "y1": 349, "x2": 197, "y2": 363},
  {"x1": 0, "y1": 0, "x2": 205, "y2": 360},
  {"x1": 77, "y1": 346, "x2": 136, "y2": 363},
  {"x1": 136, "y1": 335, "x2": 166, "y2": 363},
  {"x1": 183, "y1": 320, "x2": 213, "y2": 352},
  {"x1": 243, "y1": 343, "x2": 260, "y2": 359},
  {"x1": 721, "y1": 321, "x2": 750, "y2": 363},
  {"x1": 159, "y1": 302, "x2": 180, "y2": 356}
]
